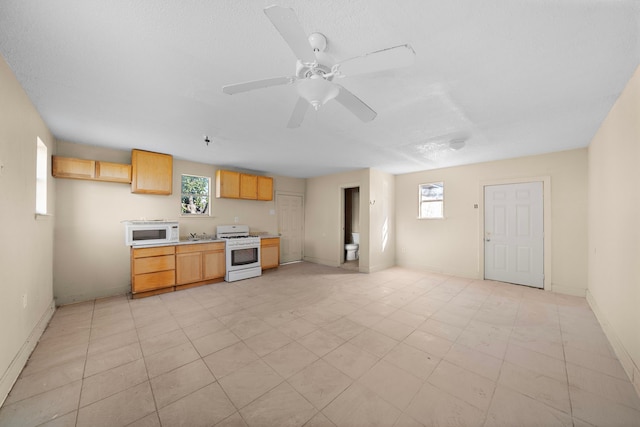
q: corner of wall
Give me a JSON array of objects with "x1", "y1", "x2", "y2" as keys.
[
  {"x1": 0, "y1": 301, "x2": 55, "y2": 406},
  {"x1": 586, "y1": 290, "x2": 640, "y2": 397}
]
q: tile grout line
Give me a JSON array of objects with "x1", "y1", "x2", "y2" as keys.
[{"x1": 73, "y1": 299, "x2": 96, "y2": 427}]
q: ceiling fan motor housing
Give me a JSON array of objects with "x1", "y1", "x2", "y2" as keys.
[{"x1": 295, "y1": 33, "x2": 334, "y2": 80}]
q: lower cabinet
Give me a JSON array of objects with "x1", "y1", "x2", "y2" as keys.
[
  {"x1": 131, "y1": 246, "x2": 176, "y2": 298},
  {"x1": 203, "y1": 249, "x2": 226, "y2": 280},
  {"x1": 176, "y1": 251, "x2": 203, "y2": 285},
  {"x1": 131, "y1": 242, "x2": 225, "y2": 298},
  {"x1": 261, "y1": 238, "x2": 280, "y2": 270},
  {"x1": 176, "y1": 242, "x2": 226, "y2": 288}
]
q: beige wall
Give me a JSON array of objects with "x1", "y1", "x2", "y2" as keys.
[
  {"x1": 369, "y1": 168, "x2": 396, "y2": 272},
  {"x1": 303, "y1": 168, "x2": 395, "y2": 273},
  {"x1": 0, "y1": 55, "x2": 56, "y2": 404},
  {"x1": 304, "y1": 169, "x2": 370, "y2": 270},
  {"x1": 395, "y1": 149, "x2": 588, "y2": 295},
  {"x1": 54, "y1": 141, "x2": 303, "y2": 304},
  {"x1": 587, "y1": 65, "x2": 640, "y2": 393}
]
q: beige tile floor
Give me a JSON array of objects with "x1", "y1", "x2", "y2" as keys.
[{"x1": 1, "y1": 262, "x2": 639, "y2": 427}]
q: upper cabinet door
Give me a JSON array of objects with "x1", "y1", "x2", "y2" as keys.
[
  {"x1": 257, "y1": 176, "x2": 273, "y2": 201},
  {"x1": 216, "y1": 170, "x2": 240, "y2": 198},
  {"x1": 215, "y1": 170, "x2": 273, "y2": 201},
  {"x1": 240, "y1": 174, "x2": 258, "y2": 199},
  {"x1": 131, "y1": 149, "x2": 173, "y2": 195},
  {"x1": 52, "y1": 156, "x2": 96, "y2": 180},
  {"x1": 96, "y1": 161, "x2": 132, "y2": 183}
]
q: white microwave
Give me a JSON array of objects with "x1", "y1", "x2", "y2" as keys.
[{"x1": 124, "y1": 220, "x2": 179, "y2": 246}]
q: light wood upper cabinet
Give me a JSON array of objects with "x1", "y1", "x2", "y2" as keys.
[
  {"x1": 53, "y1": 156, "x2": 132, "y2": 184},
  {"x1": 257, "y1": 176, "x2": 273, "y2": 201},
  {"x1": 216, "y1": 170, "x2": 240, "y2": 198},
  {"x1": 52, "y1": 156, "x2": 96, "y2": 180},
  {"x1": 261, "y1": 237, "x2": 280, "y2": 270},
  {"x1": 131, "y1": 149, "x2": 173, "y2": 195},
  {"x1": 96, "y1": 161, "x2": 131, "y2": 183},
  {"x1": 216, "y1": 169, "x2": 273, "y2": 201},
  {"x1": 240, "y1": 174, "x2": 258, "y2": 199}
]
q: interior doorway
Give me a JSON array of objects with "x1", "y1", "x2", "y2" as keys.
[
  {"x1": 342, "y1": 187, "x2": 360, "y2": 270},
  {"x1": 484, "y1": 182, "x2": 544, "y2": 288},
  {"x1": 276, "y1": 193, "x2": 304, "y2": 264}
]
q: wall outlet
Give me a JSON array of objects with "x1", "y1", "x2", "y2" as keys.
[
  {"x1": 22, "y1": 294, "x2": 27, "y2": 308},
  {"x1": 234, "y1": 216, "x2": 239, "y2": 223}
]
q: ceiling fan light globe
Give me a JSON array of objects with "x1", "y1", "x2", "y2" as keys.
[
  {"x1": 297, "y1": 75, "x2": 339, "y2": 109},
  {"x1": 308, "y1": 32, "x2": 327, "y2": 52}
]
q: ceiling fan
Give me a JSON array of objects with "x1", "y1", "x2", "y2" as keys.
[{"x1": 222, "y1": 5, "x2": 415, "y2": 128}]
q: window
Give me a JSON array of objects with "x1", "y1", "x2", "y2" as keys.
[
  {"x1": 35, "y1": 137, "x2": 47, "y2": 214},
  {"x1": 419, "y1": 182, "x2": 444, "y2": 219},
  {"x1": 181, "y1": 174, "x2": 210, "y2": 215}
]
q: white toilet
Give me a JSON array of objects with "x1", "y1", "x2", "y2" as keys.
[{"x1": 345, "y1": 232, "x2": 360, "y2": 261}]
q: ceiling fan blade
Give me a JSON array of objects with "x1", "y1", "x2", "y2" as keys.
[
  {"x1": 334, "y1": 85, "x2": 377, "y2": 122},
  {"x1": 222, "y1": 76, "x2": 294, "y2": 95},
  {"x1": 264, "y1": 5, "x2": 316, "y2": 64},
  {"x1": 335, "y1": 44, "x2": 415, "y2": 77},
  {"x1": 287, "y1": 97, "x2": 309, "y2": 128}
]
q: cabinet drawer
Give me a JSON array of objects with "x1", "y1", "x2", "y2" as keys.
[
  {"x1": 133, "y1": 270, "x2": 175, "y2": 292},
  {"x1": 133, "y1": 255, "x2": 175, "y2": 275},
  {"x1": 176, "y1": 242, "x2": 225, "y2": 254},
  {"x1": 132, "y1": 246, "x2": 175, "y2": 258},
  {"x1": 261, "y1": 238, "x2": 279, "y2": 247}
]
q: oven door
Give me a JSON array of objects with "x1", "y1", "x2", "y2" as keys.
[{"x1": 228, "y1": 246, "x2": 261, "y2": 270}]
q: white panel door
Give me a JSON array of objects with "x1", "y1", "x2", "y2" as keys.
[
  {"x1": 484, "y1": 182, "x2": 544, "y2": 288},
  {"x1": 277, "y1": 194, "x2": 304, "y2": 263}
]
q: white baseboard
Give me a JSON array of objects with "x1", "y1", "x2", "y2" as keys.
[
  {"x1": 367, "y1": 262, "x2": 394, "y2": 274},
  {"x1": 395, "y1": 261, "x2": 477, "y2": 280},
  {"x1": 550, "y1": 284, "x2": 587, "y2": 297},
  {"x1": 586, "y1": 290, "x2": 640, "y2": 399},
  {"x1": 303, "y1": 256, "x2": 339, "y2": 268},
  {"x1": 0, "y1": 300, "x2": 56, "y2": 406}
]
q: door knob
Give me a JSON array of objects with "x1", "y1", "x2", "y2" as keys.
[{"x1": 485, "y1": 238, "x2": 491, "y2": 242}]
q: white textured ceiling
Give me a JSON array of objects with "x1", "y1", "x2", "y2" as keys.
[{"x1": 1, "y1": 1, "x2": 638, "y2": 177}]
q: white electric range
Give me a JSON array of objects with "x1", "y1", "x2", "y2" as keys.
[{"x1": 216, "y1": 225, "x2": 261, "y2": 282}]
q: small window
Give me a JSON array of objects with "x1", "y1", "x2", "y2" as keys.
[
  {"x1": 181, "y1": 174, "x2": 210, "y2": 215},
  {"x1": 35, "y1": 137, "x2": 47, "y2": 214},
  {"x1": 419, "y1": 182, "x2": 444, "y2": 219}
]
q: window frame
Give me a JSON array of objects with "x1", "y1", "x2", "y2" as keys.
[
  {"x1": 418, "y1": 181, "x2": 444, "y2": 219},
  {"x1": 35, "y1": 137, "x2": 48, "y2": 215},
  {"x1": 180, "y1": 174, "x2": 211, "y2": 217}
]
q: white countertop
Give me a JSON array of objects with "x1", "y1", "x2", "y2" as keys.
[{"x1": 131, "y1": 235, "x2": 279, "y2": 249}]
